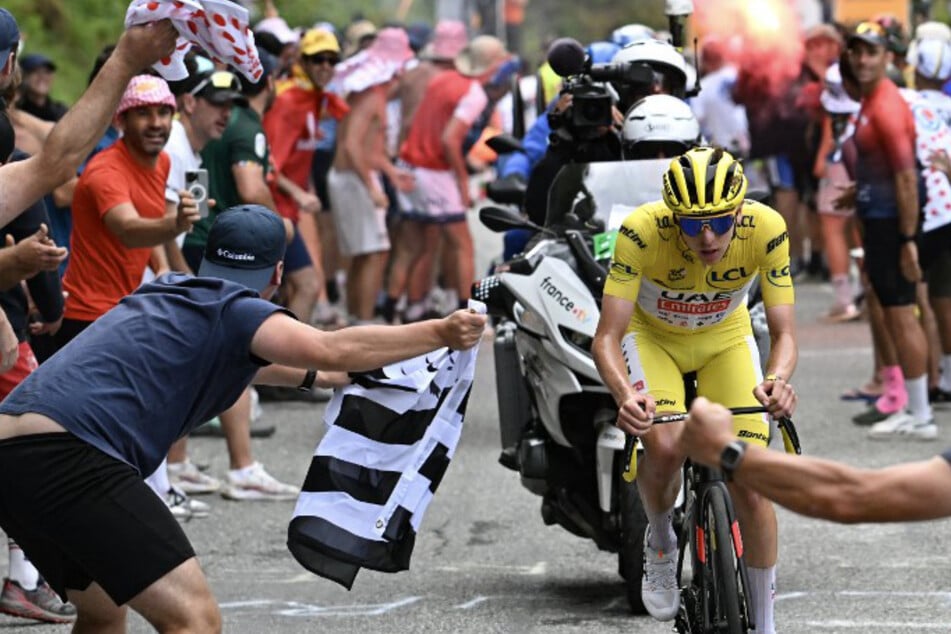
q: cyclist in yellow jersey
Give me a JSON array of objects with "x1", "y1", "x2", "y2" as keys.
[{"x1": 592, "y1": 147, "x2": 798, "y2": 633}]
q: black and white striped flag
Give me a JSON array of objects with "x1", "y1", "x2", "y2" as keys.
[{"x1": 287, "y1": 305, "x2": 484, "y2": 589}]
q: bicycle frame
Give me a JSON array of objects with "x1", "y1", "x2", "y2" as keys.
[{"x1": 677, "y1": 457, "x2": 754, "y2": 633}]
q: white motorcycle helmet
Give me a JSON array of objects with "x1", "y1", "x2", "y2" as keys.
[
  {"x1": 621, "y1": 94, "x2": 700, "y2": 159},
  {"x1": 610, "y1": 39, "x2": 689, "y2": 105}
]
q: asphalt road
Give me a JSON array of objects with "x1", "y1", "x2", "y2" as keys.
[{"x1": 4, "y1": 221, "x2": 951, "y2": 633}]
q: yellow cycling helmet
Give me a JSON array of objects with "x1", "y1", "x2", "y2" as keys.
[{"x1": 662, "y1": 147, "x2": 748, "y2": 216}]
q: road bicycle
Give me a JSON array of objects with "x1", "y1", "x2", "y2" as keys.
[{"x1": 623, "y1": 404, "x2": 801, "y2": 633}]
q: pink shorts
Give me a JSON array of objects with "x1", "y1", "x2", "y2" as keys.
[
  {"x1": 396, "y1": 166, "x2": 467, "y2": 224},
  {"x1": 817, "y1": 161, "x2": 855, "y2": 217}
]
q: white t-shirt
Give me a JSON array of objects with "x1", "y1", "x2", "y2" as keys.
[
  {"x1": 143, "y1": 119, "x2": 199, "y2": 283},
  {"x1": 899, "y1": 89, "x2": 951, "y2": 233},
  {"x1": 691, "y1": 65, "x2": 749, "y2": 155},
  {"x1": 164, "y1": 119, "x2": 201, "y2": 207}
]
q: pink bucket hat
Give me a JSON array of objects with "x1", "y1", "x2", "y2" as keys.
[
  {"x1": 332, "y1": 27, "x2": 414, "y2": 94},
  {"x1": 116, "y1": 75, "x2": 176, "y2": 117},
  {"x1": 425, "y1": 20, "x2": 468, "y2": 61}
]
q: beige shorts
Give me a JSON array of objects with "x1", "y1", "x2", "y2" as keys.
[{"x1": 327, "y1": 169, "x2": 390, "y2": 257}]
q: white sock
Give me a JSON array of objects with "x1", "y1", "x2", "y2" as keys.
[
  {"x1": 940, "y1": 355, "x2": 951, "y2": 392},
  {"x1": 403, "y1": 301, "x2": 426, "y2": 322},
  {"x1": 906, "y1": 375, "x2": 932, "y2": 422},
  {"x1": 748, "y1": 565, "x2": 776, "y2": 634},
  {"x1": 831, "y1": 274, "x2": 852, "y2": 308},
  {"x1": 7, "y1": 540, "x2": 39, "y2": 590},
  {"x1": 145, "y1": 458, "x2": 171, "y2": 499},
  {"x1": 645, "y1": 506, "x2": 677, "y2": 552}
]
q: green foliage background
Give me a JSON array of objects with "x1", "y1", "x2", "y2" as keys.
[{"x1": 7, "y1": 0, "x2": 667, "y2": 104}]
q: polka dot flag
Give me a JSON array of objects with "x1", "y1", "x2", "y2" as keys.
[{"x1": 124, "y1": 0, "x2": 262, "y2": 82}]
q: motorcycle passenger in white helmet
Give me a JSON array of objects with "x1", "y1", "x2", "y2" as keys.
[
  {"x1": 621, "y1": 94, "x2": 701, "y2": 160},
  {"x1": 610, "y1": 39, "x2": 690, "y2": 107}
]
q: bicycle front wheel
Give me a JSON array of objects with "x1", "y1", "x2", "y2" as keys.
[{"x1": 702, "y1": 485, "x2": 748, "y2": 633}]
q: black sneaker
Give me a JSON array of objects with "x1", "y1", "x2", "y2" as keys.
[
  {"x1": 930, "y1": 387, "x2": 951, "y2": 407},
  {"x1": 852, "y1": 405, "x2": 890, "y2": 426},
  {"x1": 0, "y1": 578, "x2": 76, "y2": 623}
]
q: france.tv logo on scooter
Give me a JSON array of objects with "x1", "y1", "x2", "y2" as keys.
[{"x1": 540, "y1": 276, "x2": 592, "y2": 323}]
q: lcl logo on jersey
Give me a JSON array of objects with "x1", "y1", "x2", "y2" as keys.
[
  {"x1": 707, "y1": 266, "x2": 751, "y2": 288},
  {"x1": 737, "y1": 215, "x2": 755, "y2": 228},
  {"x1": 767, "y1": 265, "x2": 792, "y2": 287}
]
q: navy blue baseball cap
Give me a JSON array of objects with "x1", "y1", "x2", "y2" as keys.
[
  {"x1": 19, "y1": 53, "x2": 55, "y2": 73},
  {"x1": 0, "y1": 10, "x2": 19, "y2": 65},
  {"x1": 198, "y1": 205, "x2": 286, "y2": 291}
]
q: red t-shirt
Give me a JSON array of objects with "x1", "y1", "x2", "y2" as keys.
[
  {"x1": 263, "y1": 85, "x2": 348, "y2": 223},
  {"x1": 852, "y1": 78, "x2": 917, "y2": 219},
  {"x1": 399, "y1": 70, "x2": 487, "y2": 170},
  {"x1": 64, "y1": 139, "x2": 170, "y2": 321}
]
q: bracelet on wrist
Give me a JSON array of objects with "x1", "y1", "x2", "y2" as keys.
[
  {"x1": 297, "y1": 369, "x2": 317, "y2": 392},
  {"x1": 765, "y1": 374, "x2": 784, "y2": 383}
]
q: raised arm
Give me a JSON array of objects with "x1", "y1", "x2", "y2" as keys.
[{"x1": 0, "y1": 21, "x2": 177, "y2": 226}]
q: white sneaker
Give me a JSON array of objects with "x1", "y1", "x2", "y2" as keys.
[
  {"x1": 868, "y1": 412, "x2": 937, "y2": 441},
  {"x1": 221, "y1": 462, "x2": 300, "y2": 501},
  {"x1": 641, "y1": 529, "x2": 680, "y2": 621},
  {"x1": 164, "y1": 486, "x2": 210, "y2": 520},
  {"x1": 168, "y1": 460, "x2": 222, "y2": 494}
]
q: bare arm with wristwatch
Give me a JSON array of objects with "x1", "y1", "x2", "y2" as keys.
[{"x1": 679, "y1": 397, "x2": 951, "y2": 523}]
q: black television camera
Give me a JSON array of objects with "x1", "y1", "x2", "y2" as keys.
[{"x1": 547, "y1": 38, "x2": 658, "y2": 137}]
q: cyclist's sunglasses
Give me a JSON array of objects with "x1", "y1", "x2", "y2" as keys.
[
  {"x1": 302, "y1": 53, "x2": 340, "y2": 66},
  {"x1": 676, "y1": 212, "x2": 737, "y2": 237},
  {"x1": 189, "y1": 70, "x2": 242, "y2": 96}
]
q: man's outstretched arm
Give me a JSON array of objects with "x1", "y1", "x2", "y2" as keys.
[
  {"x1": 0, "y1": 20, "x2": 177, "y2": 226},
  {"x1": 679, "y1": 397, "x2": 951, "y2": 523}
]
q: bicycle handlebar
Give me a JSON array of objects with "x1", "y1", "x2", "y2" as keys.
[
  {"x1": 621, "y1": 406, "x2": 801, "y2": 482},
  {"x1": 650, "y1": 405, "x2": 772, "y2": 425}
]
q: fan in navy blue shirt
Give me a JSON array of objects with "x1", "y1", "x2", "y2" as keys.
[{"x1": 0, "y1": 204, "x2": 487, "y2": 632}]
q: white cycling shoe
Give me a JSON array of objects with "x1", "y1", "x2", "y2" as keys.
[{"x1": 641, "y1": 528, "x2": 680, "y2": 621}]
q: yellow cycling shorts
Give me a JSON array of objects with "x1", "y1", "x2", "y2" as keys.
[{"x1": 621, "y1": 321, "x2": 770, "y2": 447}]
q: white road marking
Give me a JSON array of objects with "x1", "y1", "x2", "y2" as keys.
[
  {"x1": 802, "y1": 621, "x2": 951, "y2": 630},
  {"x1": 220, "y1": 596, "x2": 422, "y2": 617},
  {"x1": 455, "y1": 596, "x2": 490, "y2": 609}
]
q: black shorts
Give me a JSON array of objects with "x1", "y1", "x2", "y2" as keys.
[
  {"x1": 0, "y1": 433, "x2": 195, "y2": 605},
  {"x1": 310, "y1": 149, "x2": 334, "y2": 213},
  {"x1": 861, "y1": 217, "x2": 917, "y2": 307},
  {"x1": 921, "y1": 223, "x2": 951, "y2": 297}
]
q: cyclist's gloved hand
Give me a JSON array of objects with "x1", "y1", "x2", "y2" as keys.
[
  {"x1": 754, "y1": 375, "x2": 797, "y2": 419},
  {"x1": 617, "y1": 392, "x2": 655, "y2": 436}
]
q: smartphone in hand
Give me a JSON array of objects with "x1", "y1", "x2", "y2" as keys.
[{"x1": 184, "y1": 169, "x2": 210, "y2": 219}]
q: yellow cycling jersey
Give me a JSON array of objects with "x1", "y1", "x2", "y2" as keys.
[{"x1": 604, "y1": 199, "x2": 795, "y2": 335}]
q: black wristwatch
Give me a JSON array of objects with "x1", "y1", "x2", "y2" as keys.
[
  {"x1": 898, "y1": 233, "x2": 917, "y2": 244},
  {"x1": 719, "y1": 440, "x2": 748, "y2": 481},
  {"x1": 297, "y1": 369, "x2": 317, "y2": 392}
]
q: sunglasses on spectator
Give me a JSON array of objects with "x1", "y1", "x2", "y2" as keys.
[
  {"x1": 676, "y1": 212, "x2": 737, "y2": 237},
  {"x1": 189, "y1": 70, "x2": 242, "y2": 96},
  {"x1": 302, "y1": 53, "x2": 339, "y2": 66}
]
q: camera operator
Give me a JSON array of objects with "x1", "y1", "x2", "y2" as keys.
[{"x1": 523, "y1": 37, "x2": 691, "y2": 225}]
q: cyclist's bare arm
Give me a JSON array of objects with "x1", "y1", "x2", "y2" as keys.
[
  {"x1": 681, "y1": 397, "x2": 951, "y2": 522},
  {"x1": 754, "y1": 303, "x2": 798, "y2": 417},
  {"x1": 593, "y1": 295, "x2": 654, "y2": 435}
]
